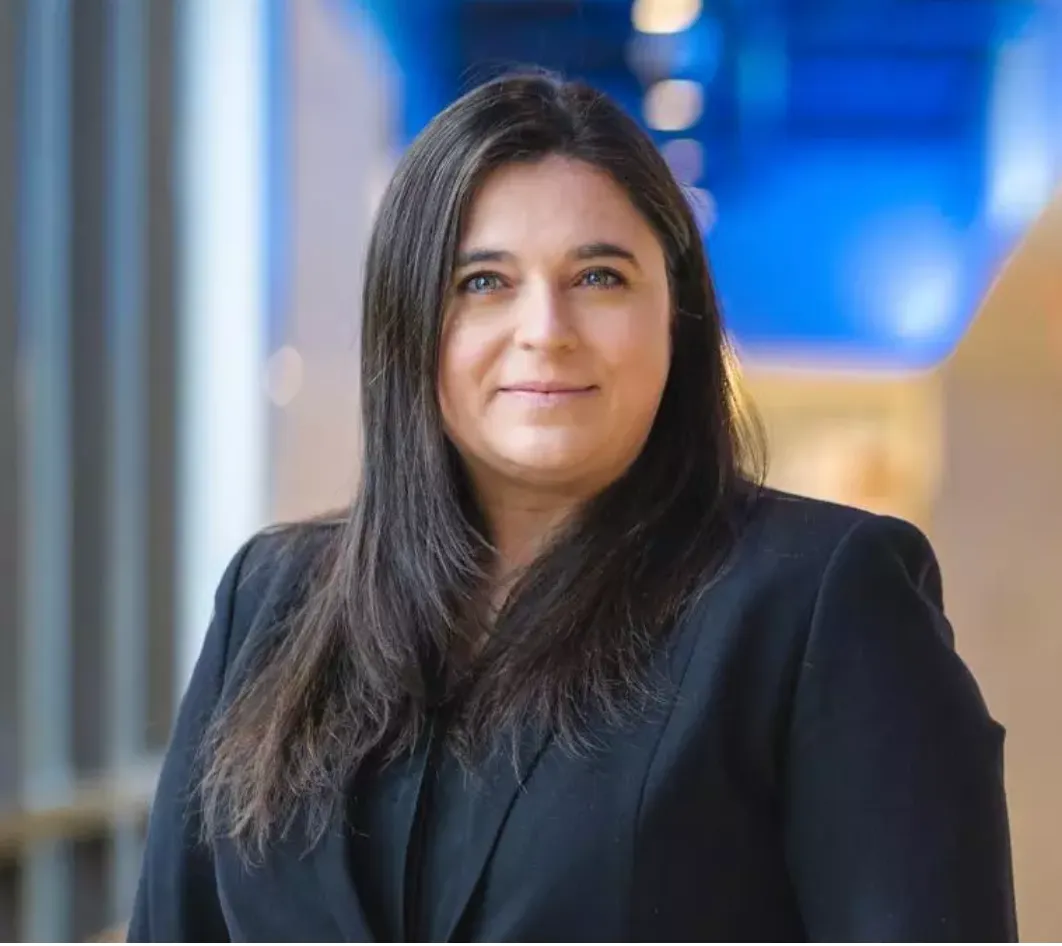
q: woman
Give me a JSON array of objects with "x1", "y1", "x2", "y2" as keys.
[{"x1": 129, "y1": 74, "x2": 1016, "y2": 942}]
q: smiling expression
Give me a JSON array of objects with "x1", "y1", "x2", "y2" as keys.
[{"x1": 438, "y1": 155, "x2": 673, "y2": 501}]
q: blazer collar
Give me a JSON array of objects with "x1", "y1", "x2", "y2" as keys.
[
  {"x1": 310, "y1": 720, "x2": 554, "y2": 943},
  {"x1": 438, "y1": 724, "x2": 554, "y2": 942}
]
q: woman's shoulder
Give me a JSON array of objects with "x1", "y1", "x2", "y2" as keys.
[
  {"x1": 681, "y1": 488, "x2": 962, "y2": 733},
  {"x1": 737, "y1": 485, "x2": 932, "y2": 561},
  {"x1": 221, "y1": 515, "x2": 344, "y2": 674},
  {"x1": 235, "y1": 515, "x2": 343, "y2": 591},
  {"x1": 717, "y1": 486, "x2": 940, "y2": 611}
]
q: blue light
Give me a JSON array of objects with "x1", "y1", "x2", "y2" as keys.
[{"x1": 707, "y1": 141, "x2": 988, "y2": 368}]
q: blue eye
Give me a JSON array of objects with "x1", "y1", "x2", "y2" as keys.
[
  {"x1": 579, "y1": 268, "x2": 623, "y2": 289},
  {"x1": 461, "y1": 272, "x2": 505, "y2": 294}
]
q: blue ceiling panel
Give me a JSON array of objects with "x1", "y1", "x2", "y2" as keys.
[{"x1": 347, "y1": 0, "x2": 1061, "y2": 367}]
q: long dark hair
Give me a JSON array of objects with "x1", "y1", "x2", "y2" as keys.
[{"x1": 201, "y1": 73, "x2": 764, "y2": 856}]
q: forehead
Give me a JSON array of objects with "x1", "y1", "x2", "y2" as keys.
[{"x1": 459, "y1": 155, "x2": 658, "y2": 251}]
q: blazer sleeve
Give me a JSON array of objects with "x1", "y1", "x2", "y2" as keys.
[
  {"x1": 783, "y1": 515, "x2": 1017, "y2": 942},
  {"x1": 127, "y1": 538, "x2": 257, "y2": 943}
]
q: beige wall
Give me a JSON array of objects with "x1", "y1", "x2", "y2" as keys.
[
  {"x1": 745, "y1": 367, "x2": 942, "y2": 527},
  {"x1": 932, "y1": 191, "x2": 1062, "y2": 941},
  {"x1": 269, "y1": 0, "x2": 393, "y2": 522}
]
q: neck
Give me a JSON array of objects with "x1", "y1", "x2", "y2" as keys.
[{"x1": 477, "y1": 482, "x2": 584, "y2": 609}]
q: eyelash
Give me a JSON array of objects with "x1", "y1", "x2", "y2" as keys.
[
  {"x1": 458, "y1": 267, "x2": 627, "y2": 295},
  {"x1": 460, "y1": 272, "x2": 507, "y2": 295},
  {"x1": 579, "y1": 268, "x2": 625, "y2": 289}
]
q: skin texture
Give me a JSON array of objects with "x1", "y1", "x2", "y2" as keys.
[{"x1": 438, "y1": 155, "x2": 673, "y2": 572}]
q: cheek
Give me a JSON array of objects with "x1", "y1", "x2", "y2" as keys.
[
  {"x1": 438, "y1": 320, "x2": 495, "y2": 431},
  {"x1": 598, "y1": 308, "x2": 672, "y2": 395}
]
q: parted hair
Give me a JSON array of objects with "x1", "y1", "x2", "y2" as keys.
[{"x1": 200, "y1": 72, "x2": 763, "y2": 858}]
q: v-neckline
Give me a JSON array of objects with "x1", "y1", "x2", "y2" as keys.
[{"x1": 313, "y1": 714, "x2": 555, "y2": 943}]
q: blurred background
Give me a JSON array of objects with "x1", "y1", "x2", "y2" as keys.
[{"x1": 0, "y1": 0, "x2": 1059, "y2": 940}]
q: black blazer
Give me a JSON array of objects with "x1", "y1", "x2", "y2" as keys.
[{"x1": 128, "y1": 491, "x2": 1016, "y2": 942}]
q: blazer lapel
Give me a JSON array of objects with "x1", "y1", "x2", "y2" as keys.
[
  {"x1": 398, "y1": 721, "x2": 440, "y2": 941},
  {"x1": 311, "y1": 730, "x2": 437, "y2": 942},
  {"x1": 305, "y1": 721, "x2": 553, "y2": 943},
  {"x1": 311, "y1": 798, "x2": 375, "y2": 942},
  {"x1": 440, "y1": 725, "x2": 554, "y2": 942}
]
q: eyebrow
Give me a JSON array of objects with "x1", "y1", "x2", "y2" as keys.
[
  {"x1": 454, "y1": 241, "x2": 641, "y2": 270},
  {"x1": 572, "y1": 242, "x2": 639, "y2": 268},
  {"x1": 455, "y1": 248, "x2": 513, "y2": 267}
]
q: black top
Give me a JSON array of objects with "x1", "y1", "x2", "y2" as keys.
[{"x1": 128, "y1": 490, "x2": 1017, "y2": 942}]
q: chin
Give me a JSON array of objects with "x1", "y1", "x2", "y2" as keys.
[{"x1": 493, "y1": 440, "x2": 602, "y2": 486}]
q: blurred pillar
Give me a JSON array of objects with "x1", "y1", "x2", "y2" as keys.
[
  {"x1": 142, "y1": 0, "x2": 180, "y2": 758},
  {"x1": 175, "y1": 0, "x2": 270, "y2": 688},
  {"x1": 105, "y1": 0, "x2": 150, "y2": 923},
  {"x1": 68, "y1": 1, "x2": 115, "y2": 935},
  {"x1": 69, "y1": 0, "x2": 109, "y2": 793},
  {"x1": 0, "y1": 0, "x2": 21, "y2": 815},
  {"x1": 1, "y1": 0, "x2": 191, "y2": 938},
  {"x1": 0, "y1": 0, "x2": 18, "y2": 911},
  {"x1": 19, "y1": 0, "x2": 74, "y2": 939}
]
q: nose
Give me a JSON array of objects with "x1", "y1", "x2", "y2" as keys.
[{"x1": 512, "y1": 280, "x2": 578, "y2": 352}]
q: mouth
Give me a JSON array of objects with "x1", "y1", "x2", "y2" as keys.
[{"x1": 498, "y1": 383, "x2": 599, "y2": 405}]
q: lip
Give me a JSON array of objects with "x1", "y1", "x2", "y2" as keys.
[
  {"x1": 497, "y1": 383, "x2": 599, "y2": 407},
  {"x1": 499, "y1": 382, "x2": 598, "y2": 394}
]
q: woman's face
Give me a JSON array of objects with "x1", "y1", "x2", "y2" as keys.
[{"x1": 439, "y1": 155, "x2": 672, "y2": 500}]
